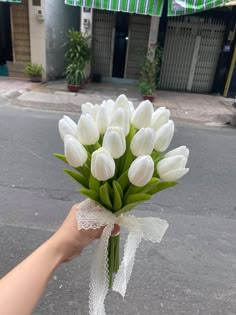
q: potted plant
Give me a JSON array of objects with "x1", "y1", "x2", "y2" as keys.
[
  {"x1": 139, "y1": 81, "x2": 155, "y2": 102},
  {"x1": 64, "y1": 29, "x2": 91, "y2": 92},
  {"x1": 65, "y1": 62, "x2": 85, "y2": 92},
  {"x1": 25, "y1": 63, "x2": 43, "y2": 82},
  {"x1": 139, "y1": 46, "x2": 162, "y2": 101}
]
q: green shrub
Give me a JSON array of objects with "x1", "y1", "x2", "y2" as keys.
[{"x1": 25, "y1": 63, "x2": 43, "y2": 76}]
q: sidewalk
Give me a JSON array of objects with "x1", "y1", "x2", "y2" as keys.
[{"x1": 0, "y1": 77, "x2": 235, "y2": 126}]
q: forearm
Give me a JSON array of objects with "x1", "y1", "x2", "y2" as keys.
[{"x1": 0, "y1": 237, "x2": 62, "y2": 315}]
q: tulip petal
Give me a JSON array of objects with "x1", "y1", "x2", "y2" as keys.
[
  {"x1": 131, "y1": 100, "x2": 153, "y2": 129},
  {"x1": 165, "y1": 146, "x2": 189, "y2": 160},
  {"x1": 159, "y1": 168, "x2": 189, "y2": 182},
  {"x1": 64, "y1": 136, "x2": 87, "y2": 167},
  {"x1": 151, "y1": 107, "x2": 170, "y2": 130},
  {"x1": 154, "y1": 120, "x2": 175, "y2": 152},
  {"x1": 128, "y1": 156, "x2": 154, "y2": 187}
]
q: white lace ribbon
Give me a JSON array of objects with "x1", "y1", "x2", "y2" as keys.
[{"x1": 76, "y1": 199, "x2": 169, "y2": 315}]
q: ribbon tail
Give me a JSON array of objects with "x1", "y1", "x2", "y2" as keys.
[
  {"x1": 89, "y1": 224, "x2": 114, "y2": 315},
  {"x1": 112, "y1": 231, "x2": 142, "y2": 297}
]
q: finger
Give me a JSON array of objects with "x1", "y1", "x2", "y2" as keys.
[{"x1": 111, "y1": 224, "x2": 120, "y2": 236}]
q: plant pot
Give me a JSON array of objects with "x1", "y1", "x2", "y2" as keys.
[
  {"x1": 67, "y1": 84, "x2": 81, "y2": 93},
  {"x1": 30, "y1": 75, "x2": 41, "y2": 83},
  {"x1": 143, "y1": 95, "x2": 155, "y2": 102}
]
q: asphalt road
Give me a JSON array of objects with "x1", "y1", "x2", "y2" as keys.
[{"x1": 0, "y1": 104, "x2": 236, "y2": 315}]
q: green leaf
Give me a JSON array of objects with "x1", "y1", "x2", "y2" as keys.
[
  {"x1": 100, "y1": 183, "x2": 113, "y2": 210},
  {"x1": 54, "y1": 153, "x2": 68, "y2": 164},
  {"x1": 124, "y1": 178, "x2": 160, "y2": 200},
  {"x1": 79, "y1": 188, "x2": 100, "y2": 202},
  {"x1": 112, "y1": 181, "x2": 122, "y2": 211},
  {"x1": 148, "y1": 181, "x2": 177, "y2": 195},
  {"x1": 115, "y1": 200, "x2": 147, "y2": 216},
  {"x1": 117, "y1": 171, "x2": 130, "y2": 192},
  {"x1": 125, "y1": 193, "x2": 151, "y2": 206},
  {"x1": 64, "y1": 169, "x2": 88, "y2": 188},
  {"x1": 77, "y1": 164, "x2": 90, "y2": 178},
  {"x1": 114, "y1": 180, "x2": 123, "y2": 198},
  {"x1": 122, "y1": 125, "x2": 136, "y2": 173},
  {"x1": 89, "y1": 174, "x2": 100, "y2": 192}
]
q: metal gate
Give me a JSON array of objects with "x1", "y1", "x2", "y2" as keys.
[
  {"x1": 92, "y1": 9, "x2": 115, "y2": 77},
  {"x1": 125, "y1": 14, "x2": 151, "y2": 79},
  {"x1": 159, "y1": 16, "x2": 225, "y2": 93}
]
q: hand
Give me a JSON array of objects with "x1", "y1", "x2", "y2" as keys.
[{"x1": 48, "y1": 204, "x2": 120, "y2": 264}]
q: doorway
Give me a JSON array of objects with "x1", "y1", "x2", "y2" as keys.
[
  {"x1": 112, "y1": 12, "x2": 129, "y2": 78},
  {"x1": 0, "y1": 2, "x2": 13, "y2": 65},
  {"x1": 92, "y1": 10, "x2": 150, "y2": 81}
]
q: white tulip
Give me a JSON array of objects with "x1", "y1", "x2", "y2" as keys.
[
  {"x1": 58, "y1": 115, "x2": 77, "y2": 140},
  {"x1": 165, "y1": 146, "x2": 189, "y2": 160},
  {"x1": 110, "y1": 108, "x2": 130, "y2": 136},
  {"x1": 81, "y1": 103, "x2": 99, "y2": 121},
  {"x1": 128, "y1": 101, "x2": 135, "y2": 114},
  {"x1": 64, "y1": 135, "x2": 87, "y2": 167},
  {"x1": 154, "y1": 120, "x2": 175, "y2": 152},
  {"x1": 105, "y1": 99, "x2": 115, "y2": 116},
  {"x1": 130, "y1": 128, "x2": 155, "y2": 157},
  {"x1": 131, "y1": 100, "x2": 153, "y2": 129},
  {"x1": 96, "y1": 104, "x2": 110, "y2": 134},
  {"x1": 151, "y1": 107, "x2": 170, "y2": 130},
  {"x1": 77, "y1": 114, "x2": 100, "y2": 145},
  {"x1": 82, "y1": 102, "x2": 94, "y2": 115},
  {"x1": 91, "y1": 148, "x2": 115, "y2": 181},
  {"x1": 103, "y1": 127, "x2": 126, "y2": 159},
  {"x1": 128, "y1": 155, "x2": 154, "y2": 187},
  {"x1": 157, "y1": 155, "x2": 189, "y2": 182},
  {"x1": 115, "y1": 94, "x2": 132, "y2": 117}
]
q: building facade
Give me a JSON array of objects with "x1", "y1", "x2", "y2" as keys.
[
  {"x1": 0, "y1": 0, "x2": 80, "y2": 80},
  {"x1": 74, "y1": 0, "x2": 235, "y2": 94}
]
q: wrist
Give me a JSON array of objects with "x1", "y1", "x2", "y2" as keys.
[{"x1": 44, "y1": 236, "x2": 66, "y2": 267}]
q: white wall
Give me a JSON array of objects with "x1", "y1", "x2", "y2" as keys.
[
  {"x1": 148, "y1": 16, "x2": 160, "y2": 60},
  {"x1": 80, "y1": 8, "x2": 93, "y2": 79},
  {"x1": 45, "y1": 0, "x2": 80, "y2": 80},
  {"x1": 28, "y1": 0, "x2": 47, "y2": 81}
]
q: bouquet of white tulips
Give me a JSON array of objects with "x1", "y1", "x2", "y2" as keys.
[{"x1": 55, "y1": 94, "x2": 189, "y2": 315}]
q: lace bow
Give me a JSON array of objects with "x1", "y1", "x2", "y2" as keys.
[{"x1": 76, "y1": 199, "x2": 169, "y2": 315}]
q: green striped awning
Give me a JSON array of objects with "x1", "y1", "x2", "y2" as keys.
[
  {"x1": 168, "y1": 0, "x2": 232, "y2": 16},
  {"x1": 65, "y1": 0, "x2": 164, "y2": 16}
]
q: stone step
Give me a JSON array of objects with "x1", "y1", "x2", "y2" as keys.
[{"x1": 7, "y1": 62, "x2": 28, "y2": 79}]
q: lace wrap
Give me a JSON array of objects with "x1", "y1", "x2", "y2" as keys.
[{"x1": 76, "y1": 199, "x2": 169, "y2": 315}]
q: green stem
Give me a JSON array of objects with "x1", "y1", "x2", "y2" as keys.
[{"x1": 108, "y1": 234, "x2": 120, "y2": 288}]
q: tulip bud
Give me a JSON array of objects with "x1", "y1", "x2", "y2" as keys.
[
  {"x1": 128, "y1": 155, "x2": 154, "y2": 187},
  {"x1": 82, "y1": 102, "x2": 94, "y2": 115},
  {"x1": 64, "y1": 135, "x2": 87, "y2": 167},
  {"x1": 110, "y1": 108, "x2": 130, "y2": 136},
  {"x1": 103, "y1": 127, "x2": 126, "y2": 159},
  {"x1": 151, "y1": 107, "x2": 170, "y2": 130},
  {"x1": 154, "y1": 120, "x2": 174, "y2": 152},
  {"x1": 130, "y1": 127, "x2": 155, "y2": 157},
  {"x1": 105, "y1": 99, "x2": 115, "y2": 116},
  {"x1": 81, "y1": 103, "x2": 99, "y2": 121},
  {"x1": 129, "y1": 101, "x2": 134, "y2": 114},
  {"x1": 96, "y1": 104, "x2": 110, "y2": 134},
  {"x1": 77, "y1": 114, "x2": 100, "y2": 145},
  {"x1": 131, "y1": 100, "x2": 153, "y2": 129},
  {"x1": 157, "y1": 155, "x2": 189, "y2": 182},
  {"x1": 91, "y1": 148, "x2": 115, "y2": 181},
  {"x1": 165, "y1": 146, "x2": 189, "y2": 160},
  {"x1": 115, "y1": 94, "x2": 132, "y2": 117},
  {"x1": 58, "y1": 115, "x2": 77, "y2": 140}
]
